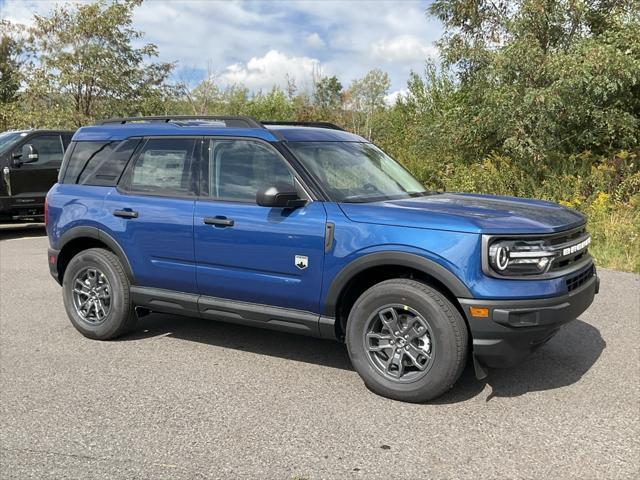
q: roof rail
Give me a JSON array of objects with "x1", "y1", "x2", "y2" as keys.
[
  {"x1": 98, "y1": 115, "x2": 263, "y2": 128},
  {"x1": 97, "y1": 116, "x2": 344, "y2": 131},
  {"x1": 261, "y1": 121, "x2": 344, "y2": 131}
]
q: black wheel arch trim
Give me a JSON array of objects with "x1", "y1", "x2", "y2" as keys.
[
  {"x1": 54, "y1": 226, "x2": 135, "y2": 283},
  {"x1": 323, "y1": 251, "x2": 472, "y2": 316}
]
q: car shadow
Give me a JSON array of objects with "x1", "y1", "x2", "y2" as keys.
[
  {"x1": 123, "y1": 312, "x2": 354, "y2": 371},
  {"x1": 434, "y1": 319, "x2": 606, "y2": 403},
  {"x1": 0, "y1": 223, "x2": 46, "y2": 240},
  {"x1": 121, "y1": 314, "x2": 605, "y2": 403}
]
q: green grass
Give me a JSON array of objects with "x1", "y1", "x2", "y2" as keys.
[{"x1": 588, "y1": 204, "x2": 640, "y2": 273}]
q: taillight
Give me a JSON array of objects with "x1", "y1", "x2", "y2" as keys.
[{"x1": 44, "y1": 196, "x2": 49, "y2": 230}]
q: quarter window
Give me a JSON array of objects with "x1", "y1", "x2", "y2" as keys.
[
  {"x1": 61, "y1": 141, "x2": 110, "y2": 183},
  {"x1": 129, "y1": 138, "x2": 197, "y2": 196},
  {"x1": 205, "y1": 139, "x2": 294, "y2": 202},
  {"x1": 78, "y1": 139, "x2": 140, "y2": 186}
]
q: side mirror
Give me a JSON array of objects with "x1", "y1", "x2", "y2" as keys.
[
  {"x1": 256, "y1": 183, "x2": 307, "y2": 208},
  {"x1": 12, "y1": 144, "x2": 38, "y2": 166}
]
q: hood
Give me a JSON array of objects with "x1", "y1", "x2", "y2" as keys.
[{"x1": 338, "y1": 193, "x2": 586, "y2": 234}]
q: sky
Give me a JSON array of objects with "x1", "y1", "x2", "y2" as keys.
[{"x1": 0, "y1": 0, "x2": 443, "y2": 100}]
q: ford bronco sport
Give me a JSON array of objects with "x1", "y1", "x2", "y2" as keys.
[
  {"x1": 46, "y1": 116, "x2": 599, "y2": 402},
  {"x1": 1, "y1": 129, "x2": 74, "y2": 222}
]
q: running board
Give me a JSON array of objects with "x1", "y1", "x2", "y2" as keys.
[{"x1": 130, "y1": 286, "x2": 336, "y2": 339}]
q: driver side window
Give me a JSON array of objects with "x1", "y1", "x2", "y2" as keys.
[
  {"x1": 20, "y1": 135, "x2": 64, "y2": 168},
  {"x1": 205, "y1": 139, "x2": 295, "y2": 202}
]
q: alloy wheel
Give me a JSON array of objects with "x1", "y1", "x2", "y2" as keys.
[
  {"x1": 364, "y1": 304, "x2": 435, "y2": 382},
  {"x1": 72, "y1": 267, "x2": 112, "y2": 325}
]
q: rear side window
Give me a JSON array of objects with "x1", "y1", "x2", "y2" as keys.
[
  {"x1": 58, "y1": 142, "x2": 76, "y2": 183},
  {"x1": 127, "y1": 138, "x2": 197, "y2": 196},
  {"x1": 61, "y1": 140, "x2": 139, "y2": 186},
  {"x1": 78, "y1": 139, "x2": 140, "y2": 186},
  {"x1": 61, "y1": 141, "x2": 111, "y2": 184}
]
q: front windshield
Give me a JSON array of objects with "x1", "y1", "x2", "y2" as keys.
[
  {"x1": 0, "y1": 131, "x2": 25, "y2": 155},
  {"x1": 287, "y1": 141, "x2": 427, "y2": 202}
]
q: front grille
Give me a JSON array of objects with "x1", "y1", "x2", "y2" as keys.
[
  {"x1": 546, "y1": 226, "x2": 587, "y2": 247},
  {"x1": 551, "y1": 249, "x2": 588, "y2": 271},
  {"x1": 548, "y1": 226, "x2": 590, "y2": 272},
  {"x1": 566, "y1": 264, "x2": 595, "y2": 292}
]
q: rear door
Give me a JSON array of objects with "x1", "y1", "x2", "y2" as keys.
[
  {"x1": 9, "y1": 133, "x2": 65, "y2": 198},
  {"x1": 102, "y1": 137, "x2": 199, "y2": 293},
  {"x1": 193, "y1": 137, "x2": 327, "y2": 313}
]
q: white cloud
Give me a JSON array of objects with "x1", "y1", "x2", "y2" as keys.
[
  {"x1": 0, "y1": 0, "x2": 443, "y2": 93},
  {"x1": 305, "y1": 32, "x2": 325, "y2": 49},
  {"x1": 385, "y1": 88, "x2": 409, "y2": 105},
  {"x1": 1, "y1": 0, "x2": 52, "y2": 25},
  {"x1": 373, "y1": 35, "x2": 438, "y2": 63},
  {"x1": 132, "y1": 1, "x2": 291, "y2": 69},
  {"x1": 219, "y1": 50, "x2": 321, "y2": 92}
]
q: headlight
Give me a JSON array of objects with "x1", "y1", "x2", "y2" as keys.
[
  {"x1": 484, "y1": 230, "x2": 591, "y2": 277},
  {"x1": 488, "y1": 239, "x2": 555, "y2": 275}
]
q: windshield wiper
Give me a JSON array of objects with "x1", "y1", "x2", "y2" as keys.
[{"x1": 409, "y1": 191, "x2": 439, "y2": 197}]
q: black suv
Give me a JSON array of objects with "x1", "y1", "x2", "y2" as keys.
[{"x1": 0, "y1": 129, "x2": 74, "y2": 222}]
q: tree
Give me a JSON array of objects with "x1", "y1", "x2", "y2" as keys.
[
  {"x1": 0, "y1": 20, "x2": 27, "y2": 129},
  {"x1": 0, "y1": 21, "x2": 23, "y2": 104},
  {"x1": 426, "y1": 0, "x2": 640, "y2": 162},
  {"x1": 180, "y1": 63, "x2": 223, "y2": 115},
  {"x1": 23, "y1": 0, "x2": 175, "y2": 127},
  {"x1": 246, "y1": 87, "x2": 294, "y2": 120},
  {"x1": 346, "y1": 69, "x2": 391, "y2": 139},
  {"x1": 314, "y1": 75, "x2": 343, "y2": 110}
]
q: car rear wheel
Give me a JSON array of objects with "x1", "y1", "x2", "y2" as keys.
[
  {"x1": 346, "y1": 279, "x2": 468, "y2": 402},
  {"x1": 62, "y1": 248, "x2": 136, "y2": 340}
]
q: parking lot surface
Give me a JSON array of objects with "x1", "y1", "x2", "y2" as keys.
[{"x1": 1, "y1": 227, "x2": 639, "y2": 479}]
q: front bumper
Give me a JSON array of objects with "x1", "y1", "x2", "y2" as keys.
[{"x1": 458, "y1": 270, "x2": 599, "y2": 369}]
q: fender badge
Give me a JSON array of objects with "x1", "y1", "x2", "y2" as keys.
[{"x1": 295, "y1": 255, "x2": 308, "y2": 270}]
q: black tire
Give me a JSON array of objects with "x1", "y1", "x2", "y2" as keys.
[
  {"x1": 62, "y1": 248, "x2": 137, "y2": 340},
  {"x1": 346, "y1": 279, "x2": 468, "y2": 402}
]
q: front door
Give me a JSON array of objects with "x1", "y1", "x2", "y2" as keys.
[
  {"x1": 8, "y1": 133, "x2": 65, "y2": 199},
  {"x1": 194, "y1": 138, "x2": 327, "y2": 313}
]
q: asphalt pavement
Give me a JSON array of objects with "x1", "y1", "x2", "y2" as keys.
[{"x1": 1, "y1": 226, "x2": 638, "y2": 479}]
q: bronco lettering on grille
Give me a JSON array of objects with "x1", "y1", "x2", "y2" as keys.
[{"x1": 562, "y1": 236, "x2": 591, "y2": 256}]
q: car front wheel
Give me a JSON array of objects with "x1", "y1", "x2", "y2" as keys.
[{"x1": 346, "y1": 279, "x2": 468, "y2": 402}]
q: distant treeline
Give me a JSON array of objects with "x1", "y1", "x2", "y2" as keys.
[{"x1": 1, "y1": 0, "x2": 638, "y2": 271}]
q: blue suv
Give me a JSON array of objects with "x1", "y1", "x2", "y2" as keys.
[{"x1": 46, "y1": 116, "x2": 599, "y2": 402}]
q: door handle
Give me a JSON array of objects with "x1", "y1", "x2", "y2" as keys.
[
  {"x1": 113, "y1": 209, "x2": 138, "y2": 219},
  {"x1": 2, "y1": 166, "x2": 11, "y2": 196},
  {"x1": 203, "y1": 216, "x2": 234, "y2": 227}
]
